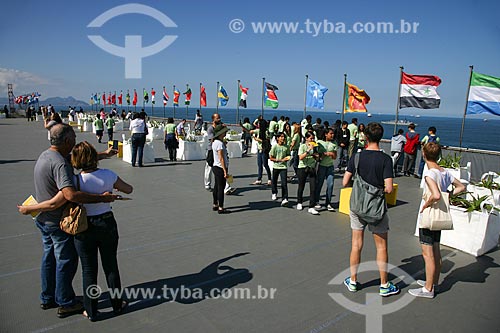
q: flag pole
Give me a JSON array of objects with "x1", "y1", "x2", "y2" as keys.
[
  {"x1": 120, "y1": 90, "x2": 122, "y2": 110},
  {"x1": 199, "y1": 82, "x2": 202, "y2": 112},
  {"x1": 341, "y1": 74, "x2": 347, "y2": 123},
  {"x1": 394, "y1": 66, "x2": 404, "y2": 135},
  {"x1": 236, "y1": 79, "x2": 240, "y2": 124},
  {"x1": 151, "y1": 88, "x2": 154, "y2": 117},
  {"x1": 459, "y1": 65, "x2": 474, "y2": 150},
  {"x1": 186, "y1": 84, "x2": 189, "y2": 119},
  {"x1": 163, "y1": 86, "x2": 166, "y2": 119},
  {"x1": 216, "y1": 81, "x2": 219, "y2": 113},
  {"x1": 261, "y1": 77, "x2": 265, "y2": 117},
  {"x1": 303, "y1": 74, "x2": 308, "y2": 120},
  {"x1": 142, "y1": 88, "x2": 145, "y2": 110},
  {"x1": 173, "y1": 85, "x2": 176, "y2": 119}
]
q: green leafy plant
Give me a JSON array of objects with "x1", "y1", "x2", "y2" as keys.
[
  {"x1": 475, "y1": 178, "x2": 500, "y2": 191},
  {"x1": 450, "y1": 193, "x2": 499, "y2": 213},
  {"x1": 438, "y1": 153, "x2": 462, "y2": 169}
]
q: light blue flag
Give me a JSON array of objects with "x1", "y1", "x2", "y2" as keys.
[{"x1": 306, "y1": 79, "x2": 328, "y2": 109}]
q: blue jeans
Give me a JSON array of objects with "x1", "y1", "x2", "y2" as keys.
[
  {"x1": 35, "y1": 220, "x2": 78, "y2": 307},
  {"x1": 257, "y1": 150, "x2": 271, "y2": 181},
  {"x1": 316, "y1": 165, "x2": 334, "y2": 206},
  {"x1": 290, "y1": 150, "x2": 299, "y2": 176},
  {"x1": 337, "y1": 146, "x2": 348, "y2": 168},
  {"x1": 131, "y1": 133, "x2": 146, "y2": 166}
]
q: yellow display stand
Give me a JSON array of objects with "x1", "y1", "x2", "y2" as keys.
[
  {"x1": 339, "y1": 184, "x2": 399, "y2": 216},
  {"x1": 108, "y1": 141, "x2": 124, "y2": 158}
]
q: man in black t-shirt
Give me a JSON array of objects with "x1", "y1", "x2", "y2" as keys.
[{"x1": 342, "y1": 122, "x2": 399, "y2": 297}]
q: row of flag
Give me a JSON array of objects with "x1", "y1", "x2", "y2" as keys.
[
  {"x1": 89, "y1": 70, "x2": 500, "y2": 117},
  {"x1": 14, "y1": 92, "x2": 41, "y2": 105}
]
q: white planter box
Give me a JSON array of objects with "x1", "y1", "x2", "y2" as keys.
[
  {"x1": 440, "y1": 206, "x2": 500, "y2": 256},
  {"x1": 36, "y1": 114, "x2": 43, "y2": 122},
  {"x1": 77, "y1": 118, "x2": 83, "y2": 125},
  {"x1": 113, "y1": 121, "x2": 124, "y2": 131},
  {"x1": 467, "y1": 184, "x2": 500, "y2": 206},
  {"x1": 147, "y1": 127, "x2": 164, "y2": 141},
  {"x1": 82, "y1": 122, "x2": 92, "y2": 132},
  {"x1": 178, "y1": 139, "x2": 205, "y2": 161},
  {"x1": 122, "y1": 140, "x2": 155, "y2": 164},
  {"x1": 226, "y1": 141, "x2": 242, "y2": 158},
  {"x1": 0, "y1": 113, "x2": 6, "y2": 119}
]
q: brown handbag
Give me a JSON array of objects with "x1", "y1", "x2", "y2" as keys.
[{"x1": 60, "y1": 175, "x2": 88, "y2": 235}]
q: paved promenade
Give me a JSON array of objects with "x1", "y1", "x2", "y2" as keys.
[{"x1": 1, "y1": 118, "x2": 499, "y2": 333}]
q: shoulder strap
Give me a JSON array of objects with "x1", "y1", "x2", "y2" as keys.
[
  {"x1": 428, "y1": 168, "x2": 443, "y2": 192},
  {"x1": 354, "y1": 152, "x2": 360, "y2": 173},
  {"x1": 75, "y1": 173, "x2": 81, "y2": 191}
]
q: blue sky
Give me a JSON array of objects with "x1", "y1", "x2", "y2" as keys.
[{"x1": 1, "y1": 0, "x2": 499, "y2": 117}]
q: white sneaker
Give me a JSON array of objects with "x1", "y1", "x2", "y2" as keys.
[
  {"x1": 417, "y1": 280, "x2": 439, "y2": 292},
  {"x1": 327, "y1": 204, "x2": 335, "y2": 212},
  {"x1": 296, "y1": 203, "x2": 303, "y2": 211},
  {"x1": 314, "y1": 204, "x2": 322, "y2": 209},
  {"x1": 281, "y1": 199, "x2": 288, "y2": 206},
  {"x1": 408, "y1": 287, "x2": 434, "y2": 299},
  {"x1": 308, "y1": 208, "x2": 320, "y2": 215},
  {"x1": 271, "y1": 193, "x2": 277, "y2": 201}
]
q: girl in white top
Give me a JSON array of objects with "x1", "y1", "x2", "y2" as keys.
[
  {"x1": 410, "y1": 142, "x2": 464, "y2": 299},
  {"x1": 211, "y1": 124, "x2": 230, "y2": 214}
]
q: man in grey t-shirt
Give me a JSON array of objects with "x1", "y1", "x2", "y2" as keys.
[{"x1": 30, "y1": 124, "x2": 118, "y2": 318}]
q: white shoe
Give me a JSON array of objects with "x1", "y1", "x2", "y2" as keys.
[
  {"x1": 314, "y1": 204, "x2": 322, "y2": 210},
  {"x1": 281, "y1": 199, "x2": 288, "y2": 206},
  {"x1": 296, "y1": 203, "x2": 303, "y2": 211},
  {"x1": 327, "y1": 204, "x2": 335, "y2": 212},
  {"x1": 408, "y1": 287, "x2": 434, "y2": 299},
  {"x1": 308, "y1": 208, "x2": 320, "y2": 215},
  {"x1": 271, "y1": 193, "x2": 277, "y2": 201}
]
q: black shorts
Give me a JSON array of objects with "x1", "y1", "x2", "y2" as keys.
[
  {"x1": 419, "y1": 228, "x2": 441, "y2": 245},
  {"x1": 96, "y1": 129, "x2": 104, "y2": 136}
]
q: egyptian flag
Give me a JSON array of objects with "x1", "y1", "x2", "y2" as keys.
[
  {"x1": 184, "y1": 86, "x2": 192, "y2": 105},
  {"x1": 238, "y1": 84, "x2": 248, "y2": 108},
  {"x1": 173, "y1": 89, "x2": 180, "y2": 106},
  {"x1": 151, "y1": 88, "x2": 156, "y2": 104},
  {"x1": 118, "y1": 91, "x2": 123, "y2": 105},
  {"x1": 143, "y1": 89, "x2": 149, "y2": 103},
  {"x1": 132, "y1": 90, "x2": 138, "y2": 106},
  {"x1": 264, "y1": 82, "x2": 279, "y2": 109},
  {"x1": 200, "y1": 85, "x2": 207, "y2": 107},
  {"x1": 126, "y1": 91, "x2": 130, "y2": 105},
  {"x1": 163, "y1": 87, "x2": 169, "y2": 106},
  {"x1": 103, "y1": 93, "x2": 106, "y2": 105},
  {"x1": 400, "y1": 72, "x2": 441, "y2": 109},
  {"x1": 111, "y1": 93, "x2": 116, "y2": 105}
]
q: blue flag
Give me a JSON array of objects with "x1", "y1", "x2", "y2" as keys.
[
  {"x1": 306, "y1": 79, "x2": 328, "y2": 109},
  {"x1": 218, "y1": 85, "x2": 229, "y2": 106}
]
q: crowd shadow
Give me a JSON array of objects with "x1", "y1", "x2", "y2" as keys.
[
  {"x1": 228, "y1": 200, "x2": 278, "y2": 213},
  {"x1": 94, "y1": 252, "x2": 252, "y2": 318}
]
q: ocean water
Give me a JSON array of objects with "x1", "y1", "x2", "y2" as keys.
[{"x1": 60, "y1": 105, "x2": 500, "y2": 152}]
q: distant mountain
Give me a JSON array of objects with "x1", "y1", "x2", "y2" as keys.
[{"x1": 0, "y1": 96, "x2": 89, "y2": 107}]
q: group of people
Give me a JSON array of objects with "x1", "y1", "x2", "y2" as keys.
[
  {"x1": 18, "y1": 109, "x2": 461, "y2": 325},
  {"x1": 391, "y1": 123, "x2": 441, "y2": 178}
]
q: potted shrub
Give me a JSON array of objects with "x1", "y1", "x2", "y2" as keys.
[
  {"x1": 467, "y1": 173, "x2": 500, "y2": 206},
  {"x1": 439, "y1": 193, "x2": 500, "y2": 256},
  {"x1": 438, "y1": 153, "x2": 462, "y2": 180}
]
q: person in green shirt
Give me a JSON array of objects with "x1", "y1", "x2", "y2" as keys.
[
  {"x1": 164, "y1": 117, "x2": 178, "y2": 161},
  {"x1": 251, "y1": 119, "x2": 272, "y2": 185},
  {"x1": 357, "y1": 123, "x2": 367, "y2": 151},
  {"x1": 315, "y1": 128, "x2": 338, "y2": 211},
  {"x1": 93, "y1": 117, "x2": 104, "y2": 143},
  {"x1": 269, "y1": 116, "x2": 278, "y2": 138},
  {"x1": 105, "y1": 115, "x2": 116, "y2": 141},
  {"x1": 289, "y1": 123, "x2": 302, "y2": 180},
  {"x1": 297, "y1": 131, "x2": 320, "y2": 215},
  {"x1": 347, "y1": 118, "x2": 358, "y2": 159},
  {"x1": 269, "y1": 132, "x2": 291, "y2": 206},
  {"x1": 239, "y1": 117, "x2": 253, "y2": 155}
]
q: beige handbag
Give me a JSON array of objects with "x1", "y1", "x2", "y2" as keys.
[{"x1": 420, "y1": 169, "x2": 453, "y2": 231}]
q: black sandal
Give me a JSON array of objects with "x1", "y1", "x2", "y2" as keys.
[{"x1": 212, "y1": 205, "x2": 219, "y2": 211}]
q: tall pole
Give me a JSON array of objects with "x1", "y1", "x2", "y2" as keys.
[
  {"x1": 393, "y1": 66, "x2": 404, "y2": 135},
  {"x1": 120, "y1": 90, "x2": 123, "y2": 111},
  {"x1": 151, "y1": 88, "x2": 154, "y2": 117},
  {"x1": 216, "y1": 81, "x2": 219, "y2": 112},
  {"x1": 186, "y1": 84, "x2": 189, "y2": 119},
  {"x1": 261, "y1": 77, "x2": 265, "y2": 117},
  {"x1": 142, "y1": 88, "x2": 145, "y2": 110},
  {"x1": 459, "y1": 65, "x2": 474, "y2": 149},
  {"x1": 199, "y1": 82, "x2": 202, "y2": 112},
  {"x1": 173, "y1": 85, "x2": 176, "y2": 119},
  {"x1": 303, "y1": 74, "x2": 308, "y2": 120},
  {"x1": 163, "y1": 86, "x2": 166, "y2": 118},
  {"x1": 236, "y1": 79, "x2": 240, "y2": 124},
  {"x1": 341, "y1": 74, "x2": 347, "y2": 123}
]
